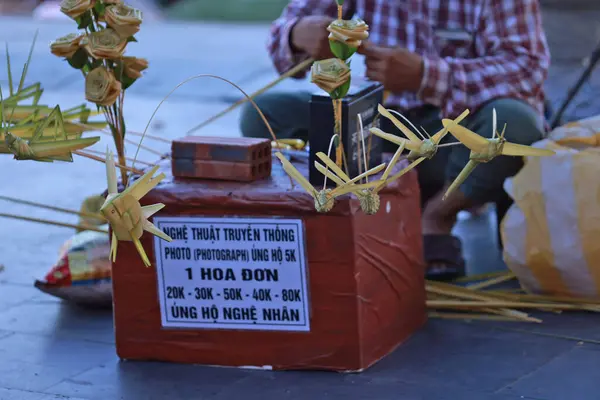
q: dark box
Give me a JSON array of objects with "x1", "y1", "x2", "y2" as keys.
[{"x1": 309, "y1": 80, "x2": 384, "y2": 186}]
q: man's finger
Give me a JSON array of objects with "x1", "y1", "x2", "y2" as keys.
[
  {"x1": 365, "y1": 58, "x2": 381, "y2": 71},
  {"x1": 365, "y1": 62, "x2": 385, "y2": 83},
  {"x1": 357, "y1": 41, "x2": 382, "y2": 58},
  {"x1": 357, "y1": 42, "x2": 385, "y2": 60}
]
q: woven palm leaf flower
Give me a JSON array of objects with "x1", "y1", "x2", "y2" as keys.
[
  {"x1": 105, "y1": 4, "x2": 143, "y2": 38},
  {"x1": 328, "y1": 17, "x2": 369, "y2": 47},
  {"x1": 85, "y1": 66, "x2": 122, "y2": 107},
  {"x1": 81, "y1": 29, "x2": 127, "y2": 60},
  {"x1": 59, "y1": 0, "x2": 94, "y2": 19},
  {"x1": 122, "y1": 56, "x2": 149, "y2": 79},
  {"x1": 310, "y1": 58, "x2": 351, "y2": 94},
  {"x1": 50, "y1": 33, "x2": 83, "y2": 58}
]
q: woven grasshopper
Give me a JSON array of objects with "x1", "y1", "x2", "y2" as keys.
[
  {"x1": 1, "y1": 31, "x2": 102, "y2": 160},
  {"x1": 275, "y1": 134, "x2": 384, "y2": 213},
  {"x1": 100, "y1": 148, "x2": 172, "y2": 267},
  {"x1": 370, "y1": 105, "x2": 471, "y2": 172},
  {"x1": 1, "y1": 90, "x2": 100, "y2": 162},
  {"x1": 313, "y1": 114, "x2": 409, "y2": 214},
  {"x1": 441, "y1": 108, "x2": 556, "y2": 200}
]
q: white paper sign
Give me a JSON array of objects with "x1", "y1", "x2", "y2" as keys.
[{"x1": 152, "y1": 216, "x2": 310, "y2": 332}]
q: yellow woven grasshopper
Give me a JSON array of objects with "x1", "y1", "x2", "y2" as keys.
[
  {"x1": 1, "y1": 91, "x2": 100, "y2": 162},
  {"x1": 275, "y1": 134, "x2": 385, "y2": 213},
  {"x1": 100, "y1": 148, "x2": 173, "y2": 267},
  {"x1": 370, "y1": 104, "x2": 470, "y2": 173},
  {"x1": 441, "y1": 108, "x2": 556, "y2": 200},
  {"x1": 0, "y1": 32, "x2": 101, "y2": 160},
  {"x1": 312, "y1": 113, "x2": 407, "y2": 214}
]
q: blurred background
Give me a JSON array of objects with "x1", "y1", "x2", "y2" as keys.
[{"x1": 0, "y1": 0, "x2": 290, "y2": 22}]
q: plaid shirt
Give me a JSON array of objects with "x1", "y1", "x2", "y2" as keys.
[{"x1": 268, "y1": 0, "x2": 550, "y2": 121}]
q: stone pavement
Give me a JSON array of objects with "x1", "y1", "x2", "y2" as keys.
[{"x1": 1, "y1": 5, "x2": 600, "y2": 399}]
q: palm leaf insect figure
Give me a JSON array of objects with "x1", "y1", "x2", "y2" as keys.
[
  {"x1": 441, "y1": 108, "x2": 556, "y2": 200},
  {"x1": 370, "y1": 104, "x2": 471, "y2": 173},
  {"x1": 274, "y1": 134, "x2": 385, "y2": 213},
  {"x1": 0, "y1": 88, "x2": 100, "y2": 161},
  {"x1": 315, "y1": 113, "x2": 409, "y2": 214},
  {"x1": 100, "y1": 148, "x2": 173, "y2": 267}
]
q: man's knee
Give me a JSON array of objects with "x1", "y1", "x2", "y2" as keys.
[
  {"x1": 239, "y1": 91, "x2": 311, "y2": 140},
  {"x1": 469, "y1": 98, "x2": 545, "y2": 145},
  {"x1": 239, "y1": 93, "x2": 278, "y2": 139}
]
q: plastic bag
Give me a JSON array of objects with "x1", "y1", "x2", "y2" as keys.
[
  {"x1": 501, "y1": 132, "x2": 600, "y2": 299},
  {"x1": 34, "y1": 227, "x2": 113, "y2": 307}
]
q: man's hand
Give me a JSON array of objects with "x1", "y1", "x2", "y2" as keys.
[
  {"x1": 358, "y1": 41, "x2": 425, "y2": 93},
  {"x1": 290, "y1": 16, "x2": 335, "y2": 60}
]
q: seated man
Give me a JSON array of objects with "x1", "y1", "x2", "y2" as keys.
[{"x1": 239, "y1": 0, "x2": 550, "y2": 280}]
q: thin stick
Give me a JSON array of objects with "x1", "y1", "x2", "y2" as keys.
[
  {"x1": 479, "y1": 289, "x2": 600, "y2": 306},
  {"x1": 428, "y1": 287, "x2": 534, "y2": 321},
  {"x1": 0, "y1": 195, "x2": 105, "y2": 221},
  {"x1": 126, "y1": 130, "x2": 171, "y2": 144},
  {"x1": 341, "y1": 141, "x2": 350, "y2": 176},
  {"x1": 427, "y1": 300, "x2": 600, "y2": 311},
  {"x1": 453, "y1": 270, "x2": 512, "y2": 283},
  {"x1": 356, "y1": 114, "x2": 364, "y2": 177},
  {"x1": 92, "y1": 128, "x2": 164, "y2": 156},
  {"x1": 333, "y1": 99, "x2": 343, "y2": 168},
  {"x1": 388, "y1": 109, "x2": 425, "y2": 140},
  {"x1": 429, "y1": 312, "x2": 542, "y2": 323},
  {"x1": 437, "y1": 142, "x2": 464, "y2": 148},
  {"x1": 123, "y1": 136, "x2": 163, "y2": 156},
  {"x1": 68, "y1": 120, "x2": 172, "y2": 144},
  {"x1": 426, "y1": 282, "x2": 507, "y2": 303},
  {"x1": 322, "y1": 134, "x2": 339, "y2": 190},
  {"x1": 84, "y1": 148, "x2": 154, "y2": 167},
  {"x1": 0, "y1": 212, "x2": 108, "y2": 233},
  {"x1": 467, "y1": 273, "x2": 516, "y2": 291},
  {"x1": 185, "y1": 57, "x2": 315, "y2": 135},
  {"x1": 73, "y1": 150, "x2": 144, "y2": 175},
  {"x1": 130, "y1": 73, "x2": 290, "y2": 188}
]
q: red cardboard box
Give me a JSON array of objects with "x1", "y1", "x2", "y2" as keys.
[{"x1": 112, "y1": 155, "x2": 426, "y2": 372}]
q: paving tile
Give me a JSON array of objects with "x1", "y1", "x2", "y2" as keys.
[
  {"x1": 0, "y1": 283, "x2": 46, "y2": 311},
  {"x1": 349, "y1": 318, "x2": 576, "y2": 393},
  {"x1": 45, "y1": 361, "x2": 250, "y2": 400},
  {"x1": 500, "y1": 344, "x2": 600, "y2": 400},
  {"x1": 0, "y1": 329, "x2": 14, "y2": 339},
  {"x1": 0, "y1": 387, "x2": 88, "y2": 400},
  {"x1": 213, "y1": 372, "x2": 535, "y2": 400},
  {"x1": 0, "y1": 332, "x2": 115, "y2": 368},
  {"x1": 0, "y1": 359, "x2": 94, "y2": 392},
  {"x1": 0, "y1": 302, "x2": 115, "y2": 344},
  {"x1": 0, "y1": 331, "x2": 114, "y2": 391},
  {"x1": 469, "y1": 312, "x2": 600, "y2": 343}
]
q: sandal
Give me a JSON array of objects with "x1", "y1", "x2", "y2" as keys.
[{"x1": 423, "y1": 234, "x2": 466, "y2": 281}]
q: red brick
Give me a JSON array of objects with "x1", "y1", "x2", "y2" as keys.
[
  {"x1": 172, "y1": 158, "x2": 271, "y2": 181},
  {"x1": 171, "y1": 136, "x2": 271, "y2": 163}
]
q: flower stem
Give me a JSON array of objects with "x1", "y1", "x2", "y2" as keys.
[{"x1": 332, "y1": 98, "x2": 343, "y2": 168}]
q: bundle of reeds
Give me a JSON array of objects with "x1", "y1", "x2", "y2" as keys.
[{"x1": 427, "y1": 271, "x2": 600, "y2": 323}]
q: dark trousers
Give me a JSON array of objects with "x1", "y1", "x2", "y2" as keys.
[{"x1": 239, "y1": 91, "x2": 546, "y2": 207}]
